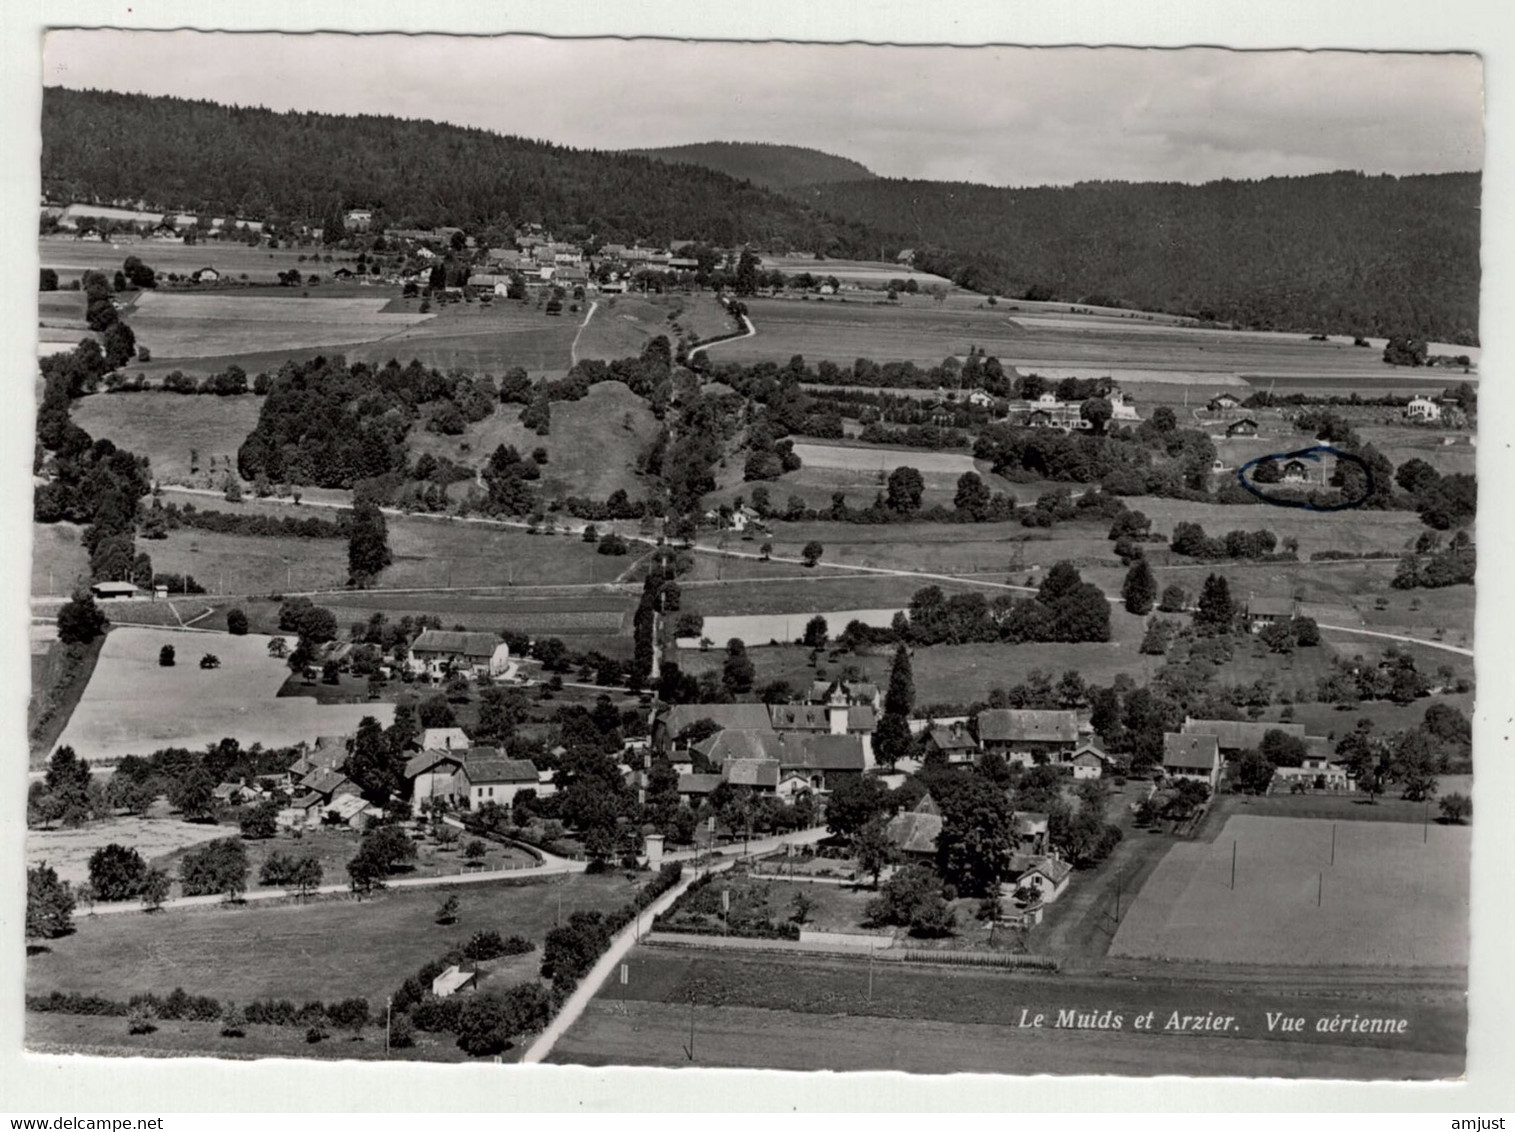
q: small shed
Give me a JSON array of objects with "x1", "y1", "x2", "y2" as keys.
[{"x1": 431, "y1": 966, "x2": 475, "y2": 998}]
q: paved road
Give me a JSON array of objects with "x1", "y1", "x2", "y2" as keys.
[
  {"x1": 520, "y1": 825, "x2": 829, "y2": 1064},
  {"x1": 687, "y1": 314, "x2": 755, "y2": 358}
]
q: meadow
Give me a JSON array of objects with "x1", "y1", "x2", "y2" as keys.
[
  {"x1": 1109, "y1": 815, "x2": 1469, "y2": 967},
  {"x1": 124, "y1": 290, "x2": 430, "y2": 359},
  {"x1": 71, "y1": 392, "x2": 262, "y2": 485},
  {"x1": 54, "y1": 626, "x2": 394, "y2": 761},
  {"x1": 38, "y1": 237, "x2": 343, "y2": 285},
  {"x1": 409, "y1": 380, "x2": 661, "y2": 502},
  {"x1": 26, "y1": 872, "x2": 635, "y2": 1005},
  {"x1": 551, "y1": 946, "x2": 1464, "y2": 1077}
]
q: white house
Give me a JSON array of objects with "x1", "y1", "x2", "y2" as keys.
[
  {"x1": 407, "y1": 630, "x2": 511, "y2": 682},
  {"x1": 1162, "y1": 733, "x2": 1222, "y2": 789},
  {"x1": 1406, "y1": 396, "x2": 1442, "y2": 423},
  {"x1": 464, "y1": 750, "x2": 540, "y2": 808},
  {"x1": 1069, "y1": 739, "x2": 1112, "y2": 780}
]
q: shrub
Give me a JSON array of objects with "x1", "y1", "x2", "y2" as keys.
[
  {"x1": 390, "y1": 1012, "x2": 416, "y2": 1048},
  {"x1": 464, "y1": 930, "x2": 507, "y2": 961},
  {"x1": 305, "y1": 1026, "x2": 328, "y2": 1044}
]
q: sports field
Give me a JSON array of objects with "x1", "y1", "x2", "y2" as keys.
[
  {"x1": 54, "y1": 626, "x2": 393, "y2": 761},
  {"x1": 1110, "y1": 815, "x2": 1469, "y2": 967}
]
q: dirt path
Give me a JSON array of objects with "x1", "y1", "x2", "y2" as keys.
[
  {"x1": 687, "y1": 314, "x2": 755, "y2": 357},
  {"x1": 1316, "y1": 623, "x2": 1473, "y2": 657},
  {"x1": 569, "y1": 299, "x2": 599, "y2": 366}
]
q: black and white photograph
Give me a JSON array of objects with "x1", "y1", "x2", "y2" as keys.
[{"x1": 15, "y1": 14, "x2": 1496, "y2": 1100}]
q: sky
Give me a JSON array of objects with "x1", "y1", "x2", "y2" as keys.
[{"x1": 43, "y1": 31, "x2": 1484, "y2": 188}]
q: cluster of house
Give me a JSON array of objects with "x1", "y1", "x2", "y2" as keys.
[
  {"x1": 1004, "y1": 389, "x2": 1143, "y2": 430},
  {"x1": 250, "y1": 726, "x2": 552, "y2": 829},
  {"x1": 465, "y1": 234, "x2": 702, "y2": 295},
  {"x1": 651, "y1": 680, "x2": 880, "y2": 803},
  {"x1": 44, "y1": 200, "x2": 264, "y2": 241},
  {"x1": 404, "y1": 629, "x2": 518, "y2": 684},
  {"x1": 921, "y1": 708, "x2": 1347, "y2": 795}
]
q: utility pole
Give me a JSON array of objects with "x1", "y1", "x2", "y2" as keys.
[
  {"x1": 1331, "y1": 823, "x2": 1337, "y2": 866},
  {"x1": 385, "y1": 996, "x2": 392, "y2": 1056},
  {"x1": 1115, "y1": 865, "x2": 1123, "y2": 924},
  {"x1": 1230, "y1": 840, "x2": 1237, "y2": 891}
]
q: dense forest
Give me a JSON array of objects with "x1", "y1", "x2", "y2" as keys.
[
  {"x1": 790, "y1": 172, "x2": 1482, "y2": 343},
  {"x1": 631, "y1": 142, "x2": 877, "y2": 192},
  {"x1": 40, "y1": 89, "x2": 882, "y2": 254}
]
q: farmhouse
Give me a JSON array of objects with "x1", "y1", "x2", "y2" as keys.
[
  {"x1": 463, "y1": 749, "x2": 539, "y2": 808},
  {"x1": 1226, "y1": 417, "x2": 1260, "y2": 438},
  {"x1": 1109, "y1": 389, "x2": 1142, "y2": 423},
  {"x1": 769, "y1": 694, "x2": 877, "y2": 761},
  {"x1": 1182, "y1": 717, "x2": 1307, "y2": 755},
  {"x1": 89, "y1": 580, "x2": 141, "y2": 601},
  {"x1": 1243, "y1": 597, "x2": 1298, "y2": 634},
  {"x1": 344, "y1": 209, "x2": 374, "y2": 232},
  {"x1": 652, "y1": 703, "x2": 774, "y2": 751},
  {"x1": 694, "y1": 729, "x2": 869, "y2": 787},
  {"x1": 191, "y1": 267, "x2": 221, "y2": 284},
  {"x1": 1281, "y1": 459, "x2": 1310, "y2": 484},
  {"x1": 406, "y1": 749, "x2": 468, "y2": 814},
  {"x1": 1069, "y1": 738, "x2": 1112, "y2": 780},
  {"x1": 886, "y1": 793, "x2": 943, "y2": 859},
  {"x1": 805, "y1": 679, "x2": 881, "y2": 711},
  {"x1": 1208, "y1": 393, "x2": 1242, "y2": 412},
  {"x1": 1273, "y1": 757, "x2": 1356, "y2": 793},
  {"x1": 1162, "y1": 733, "x2": 1222, "y2": 789},
  {"x1": 1406, "y1": 396, "x2": 1442, "y2": 423},
  {"x1": 976, "y1": 709, "x2": 1080, "y2": 766},
  {"x1": 1010, "y1": 855, "x2": 1073, "y2": 905},
  {"x1": 407, "y1": 630, "x2": 511, "y2": 681},
  {"x1": 723, "y1": 757, "x2": 781, "y2": 793},
  {"x1": 676, "y1": 772, "x2": 723, "y2": 804},
  {"x1": 926, "y1": 722, "x2": 979, "y2": 765}
]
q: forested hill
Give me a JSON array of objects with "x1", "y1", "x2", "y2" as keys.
[
  {"x1": 40, "y1": 88, "x2": 882, "y2": 252},
  {"x1": 793, "y1": 172, "x2": 1482, "y2": 343},
  {"x1": 630, "y1": 142, "x2": 876, "y2": 192}
]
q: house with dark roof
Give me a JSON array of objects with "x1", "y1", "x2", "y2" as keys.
[
  {"x1": 1182, "y1": 717, "x2": 1307, "y2": 754},
  {"x1": 1009, "y1": 855, "x2": 1074, "y2": 905},
  {"x1": 1243, "y1": 596, "x2": 1298, "y2": 634},
  {"x1": 926, "y1": 722, "x2": 979, "y2": 765},
  {"x1": 406, "y1": 749, "x2": 468, "y2": 815},
  {"x1": 805, "y1": 679, "x2": 882, "y2": 711},
  {"x1": 407, "y1": 630, "x2": 511, "y2": 682},
  {"x1": 1162, "y1": 733, "x2": 1222, "y2": 788},
  {"x1": 653, "y1": 703, "x2": 775, "y2": 751},
  {"x1": 768, "y1": 698, "x2": 876, "y2": 762},
  {"x1": 886, "y1": 793, "x2": 943, "y2": 858},
  {"x1": 1069, "y1": 738, "x2": 1112, "y2": 780},
  {"x1": 1208, "y1": 393, "x2": 1242, "y2": 412},
  {"x1": 976, "y1": 709, "x2": 1081, "y2": 766},
  {"x1": 676, "y1": 772, "x2": 724, "y2": 803},
  {"x1": 1225, "y1": 417, "x2": 1260, "y2": 437},
  {"x1": 1281, "y1": 459, "x2": 1311, "y2": 484},
  {"x1": 723, "y1": 758, "x2": 781, "y2": 792},
  {"x1": 463, "y1": 749, "x2": 539, "y2": 808}
]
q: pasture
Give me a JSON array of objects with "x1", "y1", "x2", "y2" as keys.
[
  {"x1": 31, "y1": 522, "x2": 92, "y2": 597},
  {"x1": 26, "y1": 816, "x2": 233, "y2": 887},
  {"x1": 758, "y1": 255, "x2": 955, "y2": 289},
  {"x1": 26, "y1": 872, "x2": 635, "y2": 1006},
  {"x1": 38, "y1": 238, "x2": 349, "y2": 286},
  {"x1": 1109, "y1": 815, "x2": 1469, "y2": 967},
  {"x1": 552, "y1": 946, "x2": 1464, "y2": 1078},
  {"x1": 572, "y1": 295, "x2": 675, "y2": 362},
  {"x1": 54, "y1": 627, "x2": 394, "y2": 761},
  {"x1": 410, "y1": 380, "x2": 661, "y2": 502},
  {"x1": 320, "y1": 590, "x2": 633, "y2": 645},
  {"x1": 71, "y1": 392, "x2": 263, "y2": 485},
  {"x1": 789, "y1": 442, "x2": 977, "y2": 475},
  {"x1": 125, "y1": 290, "x2": 430, "y2": 359}
]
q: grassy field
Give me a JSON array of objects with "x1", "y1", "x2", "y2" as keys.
[
  {"x1": 717, "y1": 295, "x2": 1417, "y2": 385},
  {"x1": 71, "y1": 393, "x2": 263, "y2": 486},
  {"x1": 551, "y1": 946, "x2": 1464, "y2": 1077},
  {"x1": 55, "y1": 626, "x2": 394, "y2": 761},
  {"x1": 38, "y1": 238, "x2": 344, "y2": 285},
  {"x1": 26, "y1": 816, "x2": 235, "y2": 887},
  {"x1": 28, "y1": 634, "x2": 107, "y2": 764},
  {"x1": 410, "y1": 380, "x2": 660, "y2": 502},
  {"x1": 1110, "y1": 815, "x2": 1469, "y2": 966},
  {"x1": 318, "y1": 590, "x2": 634, "y2": 641},
  {"x1": 573, "y1": 294, "x2": 676, "y2": 362},
  {"x1": 680, "y1": 572, "x2": 983, "y2": 619},
  {"x1": 31, "y1": 522, "x2": 92, "y2": 597},
  {"x1": 1124, "y1": 496, "x2": 1432, "y2": 559},
  {"x1": 789, "y1": 442, "x2": 976, "y2": 474},
  {"x1": 27, "y1": 871, "x2": 635, "y2": 1005}
]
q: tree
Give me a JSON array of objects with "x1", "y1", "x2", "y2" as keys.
[
  {"x1": 875, "y1": 712, "x2": 914, "y2": 769},
  {"x1": 239, "y1": 801, "x2": 279, "y2": 839},
  {"x1": 1235, "y1": 749, "x2": 1276, "y2": 795},
  {"x1": 171, "y1": 769, "x2": 218, "y2": 822},
  {"x1": 865, "y1": 863, "x2": 943, "y2": 927},
  {"x1": 1439, "y1": 793, "x2": 1471, "y2": 824},
  {"x1": 88, "y1": 843, "x2": 148, "y2": 901},
  {"x1": 935, "y1": 774, "x2": 1017, "y2": 897},
  {"x1": 954, "y1": 471, "x2": 991, "y2": 518},
  {"x1": 825, "y1": 774, "x2": 890, "y2": 838},
  {"x1": 1122, "y1": 557, "x2": 1157, "y2": 615},
  {"x1": 886, "y1": 466, "x2": 925, "y2": 513},
  {"x1": 1194, "y1": 573, "x2": 1235, "y2": 633},
  {"x1": 327, "y1": 997, "x2": 371, "y2": 1040},
  {"x1": 139, "y1": 867, "x2": 171, "y2": 911},
  {"x1": 801, "y1": 615, "x2": 828, "y2": 649},
  {"x1": 1080, "y1": 396, "x2": 1113, "y2": 433},
  {"x1": 853, "y1": 815, "x2": 898, "y2": 887},
  {"x1": 220, "y1": 1004, "x2": 248, "y2": 1038},
  {"x1": 56, "y1": 589, "x2": 108, "y2": 644},
  {"x1": 884, "y1": 642, "x2": 915, "y2": 717},
  {"x1": 38, "y1": 746, "x2": 94, "y2": 826},
  {"x1": 26, "y1": 863, "x2": 75, "y2": 939},
  {"x1": 1158, "y1": 583, "x2": 1188, "y2": 613},
  {"x1": 801, "y1": 540, "x2": 824, "y2": 568},
  {"x1": 347, "y1": 498, "x2": 392, "y2": 586},
  {"x1": 200, "y1": 653, "x2": 222, "y2": 669},
  {"x1": 436, "y1": 894, "x2": 461, "y2": 925},
  {"x1": 790, "y1": 890, "x2": 817, "y2": 925},
  {"x1": 180, "y1": 838, "x2": 249, "y2": 900},
  {"x1": 721, "y1": 639, "x2": 756, "y2": 694},
  {"x1": 226, "y1": 608, "x2": 249, "y2": 635}
]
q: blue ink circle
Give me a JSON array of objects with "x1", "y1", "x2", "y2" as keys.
[{"x1": 1235, "y1": 444, "x2": 1372, "y2": 512}]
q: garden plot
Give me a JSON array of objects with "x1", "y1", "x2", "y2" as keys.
[
  {"x1": 1110, "y1": 815, "x2": 1469, "y2": 967},
  {"x1": 54, "y1": 627, "x2": 393, "y2": 761}
]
